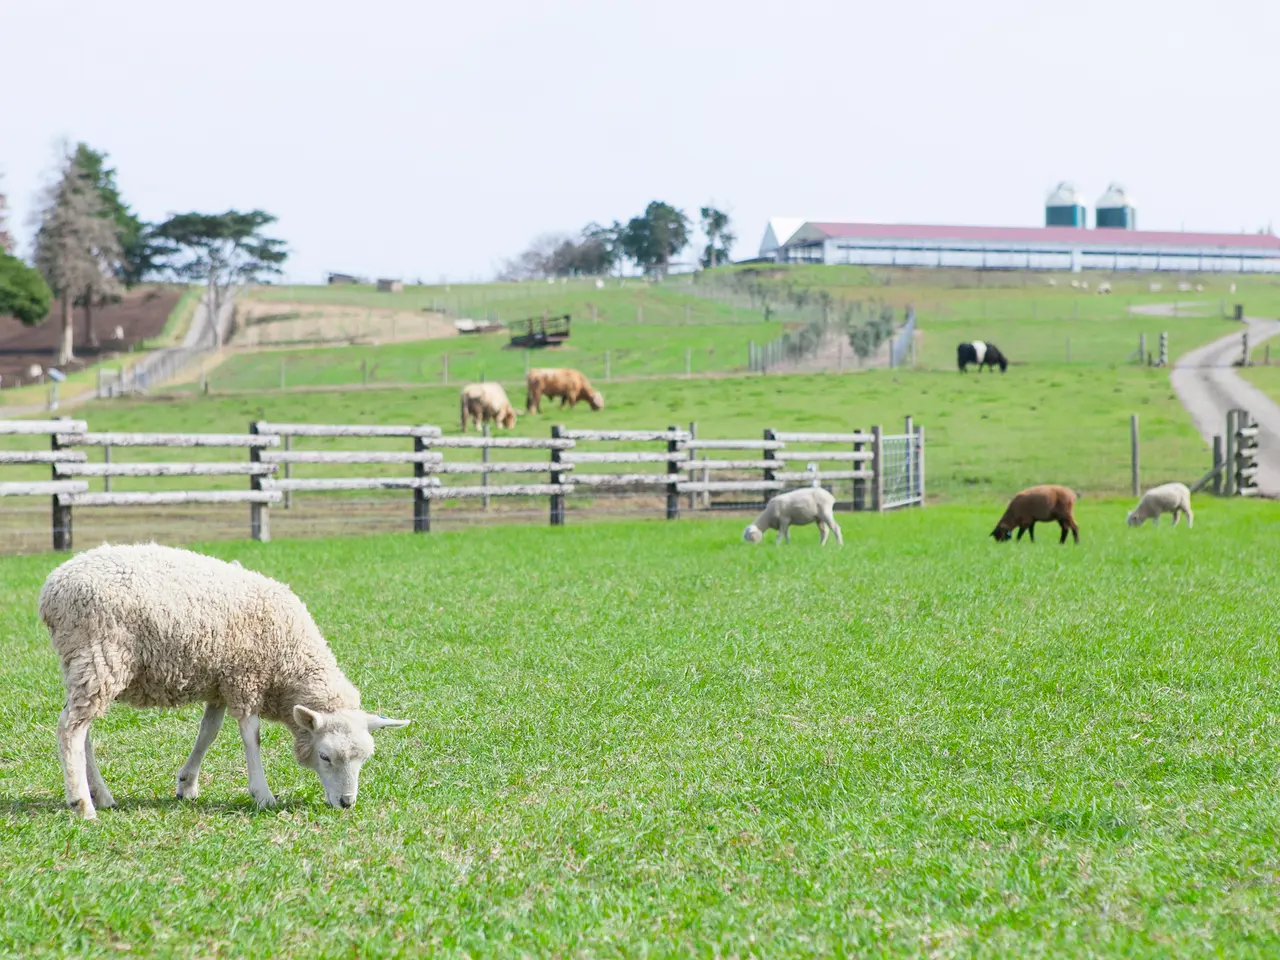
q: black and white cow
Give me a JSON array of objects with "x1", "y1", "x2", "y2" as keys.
[{"x1": 957, "y1": 340, "x2": 1008, "y2": 373}]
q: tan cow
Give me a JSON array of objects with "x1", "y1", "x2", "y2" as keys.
[
  {"x1": 525, "y1": 368, "x2": 604, "y2": 414},
  {"x1": 460, "y1": 382, "x2": 517, "y2": 432}
]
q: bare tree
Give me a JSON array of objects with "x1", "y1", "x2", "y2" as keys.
[
  {"x1": 33, "y1": 151, "x2": 123, "y2": 365},
  {"x1": 0, "y1": 174, "x2": 13, "y2": 255}
]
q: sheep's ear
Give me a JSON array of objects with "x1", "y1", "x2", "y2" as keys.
[
  {"x1": 293, "y1": 705, "x2": 324, "y2": 731},
  {"x1": 365, "y1": 713, "x2": 411, "y2": 732}
]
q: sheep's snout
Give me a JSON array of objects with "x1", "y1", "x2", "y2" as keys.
[
  {"x1": 1126, "y1": 510, "x2": 1142, "y2": 527},
  {"x1": 743, "y1": 525, "x2": 763, "y2": 544}
]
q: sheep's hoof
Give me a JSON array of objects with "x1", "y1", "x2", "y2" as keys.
[
  {"x1": 69, "y1": 798, "x2": 97, "y2": 820},
  {"x1": 252, "y1": 792, "x2": 278, "y2": 810},
  {"x1": 91, "y1": 788, "x2": 116, "y2": 809},
  {"x1": 176, "y1": 773, "x2": 200, "y2": 800}
]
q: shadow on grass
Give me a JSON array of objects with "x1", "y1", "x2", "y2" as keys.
[{"x1": 1, "y1": 793, "x2": 311, "y2": 817}]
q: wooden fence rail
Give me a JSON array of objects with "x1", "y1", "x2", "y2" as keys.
[{"x1": 1, "y1": 417, "x2": 925, "y2": 552}]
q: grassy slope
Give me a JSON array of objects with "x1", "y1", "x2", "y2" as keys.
[
  {"x1": 213, "y1": 270, "x2": 1268, "y2": 391},
  {"x1": 2, "y1": 506, "x2": 1279, "y2": 957},
  {"x1": 0, "y1": 364, "x2": 1209, "y2": 500}
]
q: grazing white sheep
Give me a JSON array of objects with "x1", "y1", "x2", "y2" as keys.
[
  {"x1": 39, "y1": 544, "x2": 410, "y2": 819},
  {"x1": 1230, "y1": 282, "x2": 1237, "y2": 294},
  {"x1": 743, "y1": 487, "x2": 843, "y2": 546},
  {"x1": 1149, "y1": 282, "x2": 1163, "y2": 293},
  {"x1": 1126, "y1": 482, "x2": 1193, "y2": 528},
  {"x1": 1178, "y1": 281, "x2": 1193, "y2": 293},
  {"x1": 1096, "y1": 281, "x2": 1113, "y2": 294}
]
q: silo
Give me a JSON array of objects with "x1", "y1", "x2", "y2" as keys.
[
  {"x1": 1045, "y1": 182, "x2": 1086, "y2": 227},
  {"x1": 1095, "y1": 183, "x2": 1136, "y2": 229}
]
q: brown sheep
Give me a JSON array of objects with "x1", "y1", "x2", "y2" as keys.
[
  {"x1": 526, "y1": 368, "x2": 604, "y2": 414},
  {"x1": 991, "y1": 485, "x2": 1080, "y2": 544},
  {"x1": 460, "y1": 382, "x2": 517, "y2": 432}
]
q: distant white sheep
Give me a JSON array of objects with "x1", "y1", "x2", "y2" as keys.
[
  {"x1": 1096, "y1": 281, "x2": 1112, "y2": 294},
  {"x1": 1149, "y1": 282, "x2": 1163, "y2": 293},
  {"x1": 1126, "y1": 482, "x2": 1193, "y2": 528},
  {"x1": 743, "y1": 487, "x2": 843, "y2": 546},
  {"x1": 1178, "y1": 281, "x2": 1193, "y2": 293},
  {"x1": 39, "y1": 544, "x2": 410, "y2": 819}
]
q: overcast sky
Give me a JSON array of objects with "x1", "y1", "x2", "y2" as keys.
[{"x1": 4, "y1": 0, "x2": 1277, "y2": 282}]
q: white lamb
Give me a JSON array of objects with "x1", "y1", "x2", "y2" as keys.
[
  {"x1": 39, "y1": 543, "x2": 410, "y2": 819},
  {"x1": 743, "y1": 487, "x2": 843, "y2": 546},
  {"x1": 1126, "y1": 482, "x2": 1193, "y2": 528}
]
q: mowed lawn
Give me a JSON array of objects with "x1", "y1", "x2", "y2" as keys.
[{"x1": 2, "y1": 503, "x2": 1279, "y2": 957}]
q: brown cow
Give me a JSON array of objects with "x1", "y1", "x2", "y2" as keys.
[
  {"x1": 991, "y1": 484, "x2": 1080, "y2": 544},
  {"x1": 525, "y1": 368, "x2": 604, "y2": 414}
]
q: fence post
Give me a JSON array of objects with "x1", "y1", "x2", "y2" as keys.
[
  {"x1": 1212, "y1": 434, "x2": 1224, "y2": 496},
  {"x1": 853, "y1": 432, "x2": 866, "y2": 511},
  {"x1": 1242, "y1": 332, "x2": 1250, "y2": 366},
  {"x1": 748, "y1": 340, "x2": 755, "y2": 372},
  {"x1": 687, "y1": 421, "x2": 697, "y2": 511},
  {"x1": 1159, "y1": 332, "x2": 1168, "y2": 366},
  {"x1": 549, "y1": 425, "x2": 565, "y2": 526},
  {"x1": 665, "y1": 425, "x2": 680, "y2": 520},
  {"x1": 413, "y1": 434, "x2": 430, "y2": 533},
  {"x1": 283, "y1": 435, "x2": 293, "y2": 509},
  {"x1": 903, "y1": 416, "x2": 914, "y2": 503},
  {"x1": 915, "y1": 424, "x2": 926, "y2": 507},
  {"x1": 249, "y1": 421, "x2": 269, "y2": 542},
  {"x1": 1224, "y1": 410, "x2": 1238, "y2": 496},
  {"x1": 1139, "y1": 332, "x2": 1146, "y2": 363},
  {"x1": 104, "y1": 444, "x2": 112, "y2": 494},
  {"x1": 762, "y1": 429, "x2": 778, "y2": 508},
  {"x1": 871, "y1": 425, "x2": 884, "y2": 512},
  {"x1": 1130, "y1": 414, "x2": 1140, "y2": 496},
  {"x1": 442, "y1": 354, "x2": 449, "y2": 385},
  {"x1": 482, "y1": 423, "x2": 491, "y2": 511},
  {"x1": 51, "y1": 430, "x2": 72, "y2": 551}
]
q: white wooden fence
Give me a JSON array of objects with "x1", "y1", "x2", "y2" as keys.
[{"x1": 0, "y1": 416, "x2": 925, "y2": 552}]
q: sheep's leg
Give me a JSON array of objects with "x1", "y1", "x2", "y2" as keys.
[
  {"x1": 84, "y1": 734, "x2": 115, "y2": 810},
  {"x1": 177, "y1": 703, "x2": 226, "y2": 800},
  {"x1": 1185, "y1": 505, "x2": 1194, "y2": 529},
  {"x1": 1069, "y1": 518, "x2": 1079, "y2": 543},
  {"x1": 776, "y1": 519, "x2": 790, "y2": 545},
  {"x1": 831, "y1": 518, "x2": 843, "y2": 546},
  {"x1": 818, "y1": 522, "x2": 829, "y2": 546},
  {"x1": 236, "y1": 713, "x2": 277, "y2": 810},
  {"x1": 1170, "y1": 509, "x2": 1179, "y2": 527},
  {"x1": 1028, "y1": 523, "x2": 1036, "y2": 542},
  {"x1": 58, "y1": 706, "x2": 96, "y2": 820},
  {"x1": 1016, "y1": 526, "x2": 1026, "y2": 541}
]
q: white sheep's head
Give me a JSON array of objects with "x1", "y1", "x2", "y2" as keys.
[
  {"x1": 292, "y1": 706, "x2": 410, "y2": 809},
  {"x1": 1125, "y1": 509, "x2": 1142, "y2": 527},
  {"x1": 742, "y1": 524, "x2": 763, "y2": 544},
  {"x1": 588, "y1": 390, "x2": 605, "y2": 411}
]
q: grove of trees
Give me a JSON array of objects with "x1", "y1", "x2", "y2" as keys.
[
  {"x1": 501, "y1": 202, "x2": 733, "y2": 281},
  {"x1": 1, "y1": 143, "x2": 289, "y2": 365}
]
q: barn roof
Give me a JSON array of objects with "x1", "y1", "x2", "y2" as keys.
[{"x1": 791, "y1": 221, "x2": 1280, "y2": 250}]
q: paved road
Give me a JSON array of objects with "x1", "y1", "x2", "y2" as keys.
[{"x1": 1170, "y1": 317, "x2": 1280, "y2": 497}]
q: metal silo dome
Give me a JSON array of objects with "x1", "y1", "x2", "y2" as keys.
[
  {"x1": 1045, "y1": 182, "x2": 1086, "y2": 228},
  {"x1": 1095, "y1": 183, "x2": 1136, "y2": 230},
  {"x1": 1046, "y1": 182, "x2": 1080, "y2": 207}
]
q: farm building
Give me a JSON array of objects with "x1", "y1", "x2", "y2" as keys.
[{"x1": 763, "y1": 220, "x2": 1280, "y2": 273}]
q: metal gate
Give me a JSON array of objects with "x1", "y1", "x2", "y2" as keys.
[{"x1": 880, "y1": 422, "x2": 924, "y2": 509}]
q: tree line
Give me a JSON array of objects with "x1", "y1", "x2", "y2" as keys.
[
  {"x1": 0, "y1": 144, "x2": 288, "y2": 365},
  {"x1": 499, "y1": 202, "x2": 735, "y2": 281}
]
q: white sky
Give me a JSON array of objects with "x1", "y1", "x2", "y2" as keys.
[{"x1": 3, "y1": 0, "x2": 1277, "y2": 282}]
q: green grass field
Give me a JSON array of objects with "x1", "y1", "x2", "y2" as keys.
[
  {"x1": 3, "y1": 504, "x2": 1279, "y2": 957},
  {"x1": 212, "y1": 268, "x2": 1266, "y2": 393},
  {"x1": 0, "y1": 364, "x2": 1211, "y2": 501}
]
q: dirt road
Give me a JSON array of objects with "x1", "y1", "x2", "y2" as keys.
[{"x1": 1170, "y1": 317, "x2": 1280, "y2": 496}]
